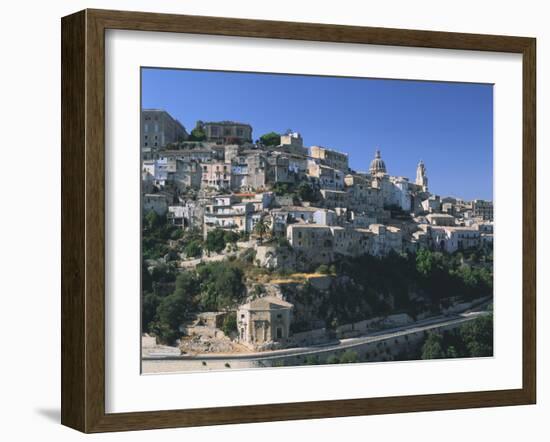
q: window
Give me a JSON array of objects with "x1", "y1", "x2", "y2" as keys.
[{"x1": 276, "y1": 327, "x2": 283, "y2": 339}]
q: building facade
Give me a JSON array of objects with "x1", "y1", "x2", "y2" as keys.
[
  {"x1": 310, "y1": 146, "x2": 349, "y2": 172},
  {"x1": 472, "y1": 199, "x2": 494, "y2": 221},
  {"x1": 204, "y1": 121, "x2": 253, "y2": 144},
  {"x1": 141, "y1": 109, "x2": 188, "y2": 150},
  {"x1": 237, "y1": 297, "x2": 293, "y2": 348}
]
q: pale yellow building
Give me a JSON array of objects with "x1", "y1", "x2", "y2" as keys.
[
  {"x1": 237, "y1": 297, "x2": 293, "y2": 348},
  {"x1": 310, "y1": 145, "x2": 349, "y2": 172}
]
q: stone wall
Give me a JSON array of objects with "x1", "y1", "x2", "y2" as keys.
[
  {"x1": 254, "y1": 317, "x2": 476, "y2": 368},
  {"x1": 335, "y1": 313, "x2": 414, "y2": 339}
]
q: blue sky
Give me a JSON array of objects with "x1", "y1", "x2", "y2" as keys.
[{"x1": 142, "y1": 68, "x2": 493, "y2": 200}]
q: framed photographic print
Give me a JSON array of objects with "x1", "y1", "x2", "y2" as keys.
[{"x1": 61, "y1": 9, "x2": 536, "y2": 433}]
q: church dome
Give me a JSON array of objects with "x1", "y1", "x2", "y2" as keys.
[{"x1": 369, "y1": 149, "x2": 387, "y2": 174}]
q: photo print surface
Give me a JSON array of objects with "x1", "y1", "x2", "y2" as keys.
[{"x1": 140, "y1": 68, "x2": 494, "y2": 374}]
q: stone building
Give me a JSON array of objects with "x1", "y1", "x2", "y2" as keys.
[
  {"x1": 416, "y1": 160, "x2": 429, "y2": 191},
  {"x1": 426, "y1": 225, "x2": 481, "y2": 253},
  {"x1": 307, "y1": 161, "x2": 345, "y2": 190},
  {"x1": 203, "y1": 196, "x2": 254, "y2": 234},
  {"x1": 421, "y1": 195, "x2": 442, "y2": 213},
  {"x1": 286, "y1": 222, "x2": 402, "y2": 263},
  {"x1": 242, "y1": 152, "x2": 267, "y2": 190},
  {"x1": 279, "y1": 131, "x2": 308, "y2": 156},
  {"x1": 142, "y1": 159, "x2": 171, "y2": 188},
  {"x1": 203, "y1": 121, "x2": 253, "y2": 144},
  {"x1": 472, "y1": 199, "x2": 494, "y2": 221},
  {"x1": 369, "y1": 149, "x2": 387, "y2": 175},
  {"x1": 237, "y1": 296, "x2": 293, "y2": 348},
  {"x1": 201, "y1": 162, "x2": 232, "y2": 190},
  {"x1": 141, "y1": 109, "x2": 188, "y2": 150},
  {"x1": 286, "y1": 224, "x2": 335, "y2": 264},
  {"x1": 167, "y1": 201, "x2": 203, "y2": 229},
  {"x1": 345, "y1": 183, "x2": 383, "y2": 213},
  {"x1": 266, "y1": 155, "x2": 292, "y2": 184},
  {"x1": 157, "y1": 147, "x2": 223, "y2": 164},
  {"x1": 310, "y1": 146, "x2": 349, "y2": 172},
  {"x1": 173, "y1": 160, "x2": 202, "y2": 190},
  {"x1": 426, "y1": 213, "x2": 456, "y2": 226},
  {"x1": 368, "y1": 224, "x2": 403, "y2": 256},
  {"x1": 224, "y1": 144, "x2": 241, "y2": 163},
  {"x1": 320, "y1": 189, "x2": 348, "y2": 209}
]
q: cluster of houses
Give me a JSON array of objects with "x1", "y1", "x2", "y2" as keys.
[
  {"x1": 142, "y1": 109, "x2": 493, "y2": 350},
  {"x1": 142, "y1": 109, "x2": 493, "y2": 264}
]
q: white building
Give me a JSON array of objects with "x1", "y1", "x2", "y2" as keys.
[{"x1": 429, "y1": 226, "x2": 481, "y2": 253}]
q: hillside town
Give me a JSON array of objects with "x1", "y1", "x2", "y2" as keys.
[{"x1": 141, "y1": 109, "x2": 494, "y2": 369}]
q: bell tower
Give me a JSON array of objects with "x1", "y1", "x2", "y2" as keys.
[{"x1": 416, "y1": 160, "x2": 428, "y2": 191}]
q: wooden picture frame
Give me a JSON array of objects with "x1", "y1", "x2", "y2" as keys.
[{"x1": 61, "y1": 8, "x2": 536, "y2": 433}]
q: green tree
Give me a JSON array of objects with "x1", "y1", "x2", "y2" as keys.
[
  {"x1": 149, "y1": 263, "x2": 176, "y2": 284},
  {"x1": 316, "y1": 264, "x2": 330, "y2": 275},
  {"x1": 184, "y1": 240, "x2": 203, "y2": 258},
  {"x1": 304, "y1": 355, "x2": 319, "y2": 365},
  {"x1": 144, "y1": 210, "x2": 163, "y2": 230},
  {"x1": 326, "y1": 355, "x2": 340, "y2": 364},
  {"x1": 222, "y1": 312, "x2": 238, "y2": 336},
  {"x1": 142, "y1": 291, "x2": 160, "y2": 331},
  {"x1": 197, "y1": 262, "x2": 245, "y2": 311},
  {"x1": 156, "y1": 272, "x2": 198, "y2": 341},
  {"x1": 460, "y1": 314, "x2": 493, "y2": 357},
  {"x1": 339, "y1": 350, "x2": 359, "y2": 363},
  {"x1": 259, "y1": 131, "x2": 281, "y2": 146},
  {"x1": 296, "y1": 182, "x2": 317, "y2": 202},
  {"x1": 205, "y1": 228, "x2": 227, "y2": 254},
  {"x1": 170, "y1": 228, "x2": 183, "y2": 240},
  {"x1": 188, "y1": 121, "x2": 207, "y2": 141},
  {"x1": 253, "y1": 217, "x2": 269, "y2": 243},
  {"x1": 446, "y1": 345, "x2": 459, "y2": 358},
  {"x1": 416, "y1": 248, "x2": 434, "y2": 276},
  {"x1": 142, "y1": 260, "x2": 153, "y2": 292},
  {"x1": 272, "y1": 182, "x2": 293, "y2": 196},
  {"x1": 223, "y1": 230, "x2": 240, "y2": 244},
  {"x1": 421, "y1": 332, "x2": 447, "y2": 359}
]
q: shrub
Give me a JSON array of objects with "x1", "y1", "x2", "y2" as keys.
[
  {"x1": 259, "y1": 131, "x2": 281, "y2": 147},
  {"x1": 316, "y1": 264, "x2": 330, "y2": 275},
  {"x1": 339, "y1": 350, "x2": 359, "y2": 363},
  {"x1": 222, "y1": 312, "x2": 238, "y2": 336},
  {"x1": 205, "y1": 229, "x2": 226, "y2": 254},
  {"x1": 304, "y1": 355, "x2": 320, "y2": 365},
  {"x1": 184, "y1": 240, "x2": 202, "y2": 258}
]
